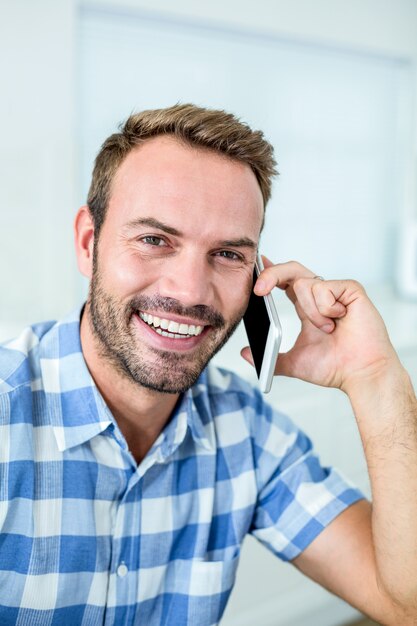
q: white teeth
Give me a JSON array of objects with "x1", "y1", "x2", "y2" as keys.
[
  {"x1": 155, "y1": 328, "x2": 190, "y2": 339},
  {"x1": 155, "y1": 328, "x2": 191, "y2": 339},
  {"x1": 138, "y1": 311, "x2": 205, "y2": 337},
  {"x1": 168, "y1": 320, "x2": 179, "y2": 333}
]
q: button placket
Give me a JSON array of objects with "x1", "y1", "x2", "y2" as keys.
[{"x1": 117, "y1": 562, "x2": 128, "y2": 578}]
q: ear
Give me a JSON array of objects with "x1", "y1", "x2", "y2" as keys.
[{"x1": 74, "y1": 206, "x2": 95, "y2": 279}]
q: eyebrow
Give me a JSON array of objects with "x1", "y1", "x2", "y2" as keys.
[
  {"x1": 125, "y1": 216, "x2": 257, "y2": 249},
  {"x1": 125, "y1": 217, "x2": 181, "y2": 236},
  {"x1": 217, "y1": 237, "x2": 257, "y2": 250}
]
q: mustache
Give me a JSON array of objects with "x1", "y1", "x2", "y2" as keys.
[{"x1": 128, "y1": 295, "x2": 225, "y2": 329}]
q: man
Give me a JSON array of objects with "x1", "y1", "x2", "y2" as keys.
[{"x1": 0, "y1": 103, "x2": 416, "y2": 625}]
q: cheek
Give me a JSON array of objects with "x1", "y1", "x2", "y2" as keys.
[
  {"x1": 220, "y1": 271, "x2": 253, "y2": 319},
  {"x1": 99, "y1": 250, "x2": 156, "y2": 295}
]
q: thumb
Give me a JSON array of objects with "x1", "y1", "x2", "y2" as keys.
[
  {"x1": 272, "y1": 351, "x2": 293, "y2": 377},
  {"x1": 241, "y1": 346, "x2": 291, "y2": 378},
  {"x1": 240, "y1": 346, "x2": 254, "y2": 366}
]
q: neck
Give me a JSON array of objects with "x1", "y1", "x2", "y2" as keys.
[{"x1": 80, "y1": 306, "x2": 180, "y2": 464}]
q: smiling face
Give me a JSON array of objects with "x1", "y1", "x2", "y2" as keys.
[{"x1": 80, "y1": 136, "x2": 264, "y2": 394}]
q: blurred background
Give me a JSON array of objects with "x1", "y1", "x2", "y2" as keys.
[{"x1": 1, "y1": 1, "x2": 417, "y2": 624}]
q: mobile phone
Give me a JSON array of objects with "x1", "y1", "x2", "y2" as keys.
[{"x1": 243, "y1": 255, "x2": 282, "y2": 393}]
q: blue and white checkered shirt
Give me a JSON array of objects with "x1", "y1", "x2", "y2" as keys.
[{"x1": 0, "y1": 308, "x2": 364, "y2": 625}]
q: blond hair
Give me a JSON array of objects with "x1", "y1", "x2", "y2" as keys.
[{"x1": 87, "y1": 103, "x2": 277, "y2": 235}]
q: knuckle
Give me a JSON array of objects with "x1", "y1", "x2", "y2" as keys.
[
  {"x1": 317, "y1": 303, "x2": 333, "y2": 316},
  {"x1": 288, "y1": 260, "x2": 305, "y2": 272},
  {"x1": 293, "y1": 277, "x2": 307, "y2": 292},
  {"x1": 349, "y1": 279, "x2": 363, "y2": 290},
  {"x1": 311, "y1": 280, "x2": 324, "y2": 291},
  {"x1": 339, "y1": 278, "x2": 364, "y2": 293}
]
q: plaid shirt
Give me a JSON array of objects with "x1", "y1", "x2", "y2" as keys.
[{"x1": 0, "y1": 309, "x2": 363, "y2": 625}]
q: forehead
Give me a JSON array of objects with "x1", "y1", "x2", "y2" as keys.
[{"x1": 107, "y1": 136, "x2": 264, "y2": 238}]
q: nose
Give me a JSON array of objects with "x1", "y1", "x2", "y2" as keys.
[{"x1": 157, "y1": 252, "x2": 215, "y2": 307}]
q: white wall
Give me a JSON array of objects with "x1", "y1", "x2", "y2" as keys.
[
  {"x1": 1, "y1": 0, "x2": 417, "y2": 333},
  {"x1": 86, "y1": 0, "x2": 417, "y2": 57},
  {"x1": 0, "y1": 0, "x2": 77, "y2": 331},
  {"x1": 79, "y1": 9, "x2": 412, "y2": 289}
]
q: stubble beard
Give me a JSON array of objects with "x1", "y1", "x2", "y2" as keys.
[{"x1": 87, "y1": 260, "x2": 246, "y2": 394}]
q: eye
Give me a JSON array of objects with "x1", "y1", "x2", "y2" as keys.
[
  {"x1": 215, "y1": 250, "x2": 243, "y2": 261},
  {"x1": 141, "y1": 235, "x2": 167, "y2": 247}
]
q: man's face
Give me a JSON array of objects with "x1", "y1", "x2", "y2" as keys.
[{"x1": 88, "y1": 136, "x2": 264, "y2": 393}]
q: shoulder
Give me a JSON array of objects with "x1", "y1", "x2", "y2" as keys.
[
  {"x1": 202, "y1": 364, "x2": 292, "y2": 424},
  {"x1": 201, "y1": 365, "x2": 306, "y2": 452},
  {"x1": 201, "y1": 363, "x2": 268, "y2": 417},
  {"x1": 0, "y1": 320, "x2": 56, "y2": 395}
]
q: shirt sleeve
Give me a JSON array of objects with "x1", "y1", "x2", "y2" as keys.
[{"x1": 249, "y1": 391, "x2": 365, "y2": 562}]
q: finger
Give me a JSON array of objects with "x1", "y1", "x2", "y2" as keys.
[
  {"x1": 312, "y1": 281, "x2": 347, "y2": 319},
  {"x1": 292, "y1": 278, "x2": 338, "y2": 332},
  {"x1": 316, "y1": 279, "x2": 364, "y2": 308},
  {"x1": 240, "y1": 346, "x2": 254, "y2": 366},
  {"x1": 242, "y1": 345, "x2": 295, "y2": 380},
  {"x1": 260, "y1": 255, "x2": 274, "y2": 269},
  {"x1": 254, "y1": 260, "x2": 315, "y2": 295},
  {"x1": 253, "y1": 256, "x2": 274, "y2": 294},
  {"x1": 293, "y1": 279, "x2": 348, "y2": 332}
]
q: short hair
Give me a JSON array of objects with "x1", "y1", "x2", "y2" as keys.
[{"x1": 87, "y1": 103, "x2": 278, "y2": 236}]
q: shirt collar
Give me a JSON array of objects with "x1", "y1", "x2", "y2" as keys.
[
  {"x1": 38, "y1": 307, "x2": 113, "y2": 451},
  {"x1": 38, "y1": 307, "x2": 215, "y2": 454},
  {"x1": 185, "y1": 380, "x2": 215, "y2": 452}
]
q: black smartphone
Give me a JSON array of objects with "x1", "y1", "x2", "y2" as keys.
[{"x1": 243, "y1": 255, "x2": 282, "y2": 393}]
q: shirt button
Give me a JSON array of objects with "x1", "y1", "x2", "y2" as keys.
[{"x1": 117, "y1": 563, "x2": 128, "y2": 578}]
